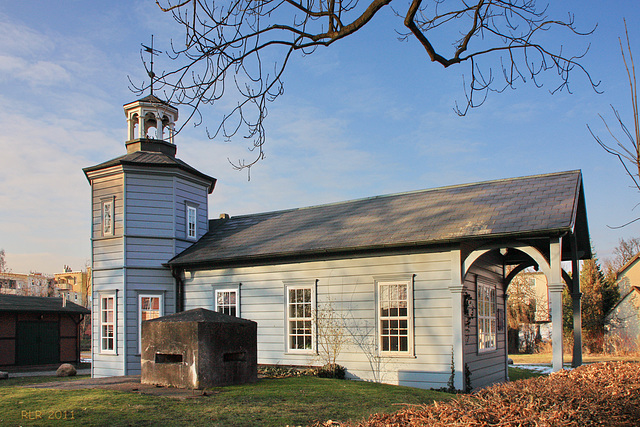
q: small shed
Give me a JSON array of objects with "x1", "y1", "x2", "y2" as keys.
[
  {"x1": 0, "y1": 294, "x2": 89, "y2": 367},
  {"x1": 141, "y1": 308, "x2": 257, "y2": 389}
]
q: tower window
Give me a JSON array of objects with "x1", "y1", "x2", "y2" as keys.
[
  {"x1": 187, "y1": 205, "x2": 197, "y2": 240},
  {"x1": 101, "y1": 198, "x2": 115, "y2": 236},
  {"x1": 100, "y1": 294, "x2": 116, "y2": 353}
]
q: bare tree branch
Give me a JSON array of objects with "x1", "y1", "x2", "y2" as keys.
[
  {"x1": 589, "y1": 19, "x2": 640, "y2": 227},
  {"x1": 145, "y1": 0, "x2": 599, "y2": 172}
]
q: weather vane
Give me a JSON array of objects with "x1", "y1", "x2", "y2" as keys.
[{"x1": 141, "y1": 35, "x2": 161, "y2": 96}]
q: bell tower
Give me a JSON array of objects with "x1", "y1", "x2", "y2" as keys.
[
  {"x1": 123, "y1": 95, "x2": 179, "y2": 155},
  {"x1": 84, "y1": 95, "x2": 216, "y2": 378}
]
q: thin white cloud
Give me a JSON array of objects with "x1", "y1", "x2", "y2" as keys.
[
  {"x1": 0, "y1": 56, "x2": 71, "y2": 86},
  {"x1": 0, "y1": 14, "x2": 55, "y2": 56}
]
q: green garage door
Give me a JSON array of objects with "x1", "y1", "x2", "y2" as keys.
[{"x1": 16, "y1": 321, "x2": 60, "y2": 365}]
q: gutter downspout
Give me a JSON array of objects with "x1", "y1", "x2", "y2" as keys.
[
  {"x1": 69, "y1": 313, "x2": 85, "y2": 366},
  {"x1": 171, "y1": 267, "x2": 185, "y2": 313}
]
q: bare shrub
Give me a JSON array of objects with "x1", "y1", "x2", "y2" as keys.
[{"x1": 313, "y1": 302, "x2": 349, "y2": 378}]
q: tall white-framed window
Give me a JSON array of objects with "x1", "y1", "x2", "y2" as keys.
[
  {"x1": 138, "y1": 294, "x2": 163, "y2": 353},
  {"x1": 100, "y1": 294, "x2": 116, "y2": 354},
  {"x1": 477, "y1": 281, "x2": 497, "y2": 352},
  {"x1": 101, "y1": 197, "x2": 115, "y2": 237},
  {"x1": 215, "y1": 289, "x2": 238, "y2": 316},
  {"x1": 186, "y1": 204, "x2": 197, "y2": 240},
  {"x1": 285, "y1": 283, "x2": 315, "y2": 353},
  {"x1": 377, "y1": 277, "x2": 413, "y2": 355}
]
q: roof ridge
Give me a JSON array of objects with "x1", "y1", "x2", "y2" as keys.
[
  {"x1": 617, "y1": 252, "x2": 640, "y2": 277},
  {"x1": 220, "y1": 170, "x2": 581, "y2": 220}
]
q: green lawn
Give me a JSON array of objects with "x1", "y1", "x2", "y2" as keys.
[
  {"x1": 0, "y1": 376, "x2": 452, "y2": 426},
  {"x1": 508, "y1": 367, "x2": 546, "y2": 381}
]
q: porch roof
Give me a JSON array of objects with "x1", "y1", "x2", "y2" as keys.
[{"x1": 169, "y1": 170, "x2": 590, "y2": 267}]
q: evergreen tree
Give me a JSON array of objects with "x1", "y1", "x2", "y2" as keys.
[
  {"x1": 602, "y1": 274, "x2": 620, "y2": 316},
  {"x1": 564, "y1": 250, "x2": 619, "y2": 352},
  {"x1": 579, "y1": 257, "x2": 615, "y2": 352},
  {"x1": 580, "y1": 259, "x2": 604, "y2": 334},
  {"x1": 562, "y1": 287, "x2": 573, "y2": 334}
]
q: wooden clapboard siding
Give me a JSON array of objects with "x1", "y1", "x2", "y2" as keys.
[
  {"x1": 125, "y1": 237, "x2": 176, "y2": 267},
  {"x1": 90, "y1": 171, "x2": 123, "y2": 240},
  {"x1": 124, "y1": 269, "x2": 176, "y2": 372},
  {"x1": 463, "y1": 251, "x2": 508, "y2": 390},
  {"x1": 126, "y1": 173, "x2": 175, "y2": 238},
  {"x1": 93, "y1": 239, "x2": 124, "y2": 270},
  {"x1": 175, "y1": 177, "x2": 209, "y2": 241},
  {"x1": 91, "y1": 274, "x2": 124, "y2": 378},
  {"x1": 90, "y1": 169, "x2": 126, "y2": 378},
  {"x1": 183, "y1": 249, "x2": 457, "y2": 389}
]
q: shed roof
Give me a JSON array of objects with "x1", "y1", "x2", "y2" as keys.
[
  {"x1": 169, "y1": 170, "x2": 590, "y2": 267},
  {"x1": 145, "y1": 308, "x2": 254, "y2": 324},
  {"x1": 83, "y1": 151, "x2": 216, "y2": 193},
  {"x1": 0, "y1": 294, "x2": 90, "y2": 314}
]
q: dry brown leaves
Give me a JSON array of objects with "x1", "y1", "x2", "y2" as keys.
[{"x1": 313, "y1": 361, "x2": 640, "y2": 427}]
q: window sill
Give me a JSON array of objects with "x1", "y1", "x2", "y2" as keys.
[
  {"x1": 284, "y1": 350, "x2": 315, "y2": 356},
  {"x1": 379, "y1": 352, "x2": 416, "y2": 359}
]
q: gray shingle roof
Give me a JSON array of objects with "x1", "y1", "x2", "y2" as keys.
[
  {"x1": 169, "y1": 170, "x2": 589, "y2": 267},
  {"x1": 83, "y1": 151, "x2": 216, "y2": 193},
  {"x1": 0, "y1": 294, "x2": 90, "y2": 314}
]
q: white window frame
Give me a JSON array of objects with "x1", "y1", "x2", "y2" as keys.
[
  {"x1": 215, "y1": 289, "x2": 239, "y2": 317},
  {"x1": 138, "y1": 293, "x2": 164, "y2": 353},
  {"x1": 285, "y1": 282, "x2": 316, "y2": 354},
  {"x1": 186, "y1": 204, "x2": 197, "y2": 240},
  {"x1": 101, "y1": 197, "x2": 115, "y2": 237},
  {"x1": 375, "y1": 276, "x2": 414, "y2": 357},
  {"x1": 100, "y1": 293, "x2": 116, "y2": 354},
  {"x1": 477, "y1": 280, "x2": 497, "y2": 352}
]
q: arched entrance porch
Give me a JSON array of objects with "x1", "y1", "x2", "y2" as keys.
[{"x1": 454, "y1": 235, "x2": 584, "y2": 389}]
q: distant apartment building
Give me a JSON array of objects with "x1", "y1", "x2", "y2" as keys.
[
  {"x1": 524, "y1": 271, "x2": 551, "y2": 323},
  {"x1": 54, "y1": 266, "x2": 92, "y2": 308},
  {"x1": 605, "y1": 253, "x2": 640, "y2": 353},
  {"x1": 0, "y1": 272, "x2": 57, "y2": 297},
  {"x1": 507, "y1": 271, "x2": 552, "y2": 352}
]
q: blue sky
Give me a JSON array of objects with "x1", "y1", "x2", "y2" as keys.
[{"x1": 0, "y1": 0, "x2": 639, "y2": 274}]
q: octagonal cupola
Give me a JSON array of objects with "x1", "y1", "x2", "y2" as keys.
[{"x1": 123, "y1": 94, "x2": 179, "y2": 157}]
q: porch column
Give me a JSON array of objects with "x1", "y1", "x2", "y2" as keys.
[
  {"x1": 549, "y1": 237, "x2": 564, "y2": 372},
  {"x1": 503, "y1": 292, "x2": 510, "y2": 381},
  {"x1": 571, "y1": 234, "x2": 583, "y2": 368},
  {"x1": 127, "y1": 115, "x2": 135, "y2": 141},
  {"x1": 572, "y1": 292, "x2": 583, "y2": 367},
  {"x1": 138, "y1": 114, "x2": 145, "y2": 139},
  {"x1": 449, "y1": 249, "x2": 465, "y2": 391}
]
